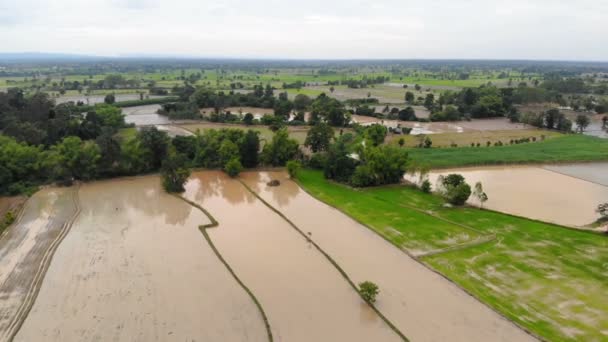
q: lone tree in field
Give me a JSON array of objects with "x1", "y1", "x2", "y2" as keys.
[
  {"x1": 575, "y1": 114, "x2": 590, "y2": 133},
  {"x1": 597, "y1": 203, "x2": 608, "y2": 221},
  {"x1": 473, "y1": 181, "x2": 488, "y2": 209},
  {"x1": 161, "y1": 150, "x2": 191, "y2": 193},
  {"x1": 438, "y1": 174, "x2": 471, "y2": 206},
  {"x1": 305, "y1": 122, "x2": 334, "y2": 152},
  {"x1": 358, "y1": 281, "x2": 379, "y2": 304},
  {"x1": 104, "y1": 93, "x2": 115, "y2": 104}
]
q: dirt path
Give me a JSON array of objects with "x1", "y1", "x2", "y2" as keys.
[
  {"x1": 0, "y1": 188, "x2": 78, "y2": 342},
  {"x1": 14, "y1": 176, "x2": 267, "y2": 342},
  {"x1": 241, "y1": 171, "x2": 537, "y2": 342},
  {"x1": 183, "y1": 171, "x2": 402, "y2": 342}
]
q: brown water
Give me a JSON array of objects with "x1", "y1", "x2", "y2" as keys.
[
  {"x1": 240, "y1": 171, "x2": 535, "y2": 342},
  {"x1": 417, "y1": 165, "x2": 608, "y2": 226},
  {"x1": 0, "y1": 188, "x2": 77, "y2": 341},
  {"x1": 183, "y1": 171, "x2": 401, "y2": 342},
  {"x1": 122, "y1": 104, "x2": 169, "y2": 126},
  {"x1": 351, "y1": 116, "x2": 526, "y2": 135},
  {"x1": 15, "y1": 176, "x2": 267, "y2": 342},
  {"x1": 543, "y1": 162, "x2": 608, "y2": 186}
]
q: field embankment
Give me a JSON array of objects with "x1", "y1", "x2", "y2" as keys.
[
  {"x1": 297, "y1": 169, "x2": 608, "y2": 342},
  {"x1": 183, "y1": 171, "x2": 402, "y2": 342}
]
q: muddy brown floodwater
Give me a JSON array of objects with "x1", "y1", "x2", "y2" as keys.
[
  {"x1": 415, "y1": 165, "x2": 608, "y2": 227},
  {"x1": 241, "y1": 171, "x2": 536, "y2": 342},
  {"x1": 0, "y1": 188, "x2": 77, "y2": 342},
  {"x1": 15, "y1": 176, "x2": 267, "y2": 342},
  {"x1": 183, "y1": 171, "x2": 401, "y2": 342}
]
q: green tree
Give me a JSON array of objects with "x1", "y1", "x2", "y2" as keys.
[
  {"x1": 575, "y1": 114, "x2": 590, "y2": 133},
  {"x1": 405, "y1": 91, "x2": 415, "y2": 104},
  {"x1": 424, "y1": 93, "x2": 435, "y2": 110},
  {"x1": 239, "y1": 130, "x2": 260, "y2": 168},
  {"x1": 398, "y1": 106, "x2": 416, "y2": 121},
  {"x1": 311, "y1": 94, "x2": 348, "y2": 127},
  {"x1": 104, "y1": 93, "x2": 116, "y2": 104},
  {"x1": 261, "y1": 128, "x2": 299, "y2": 166},
  {"x1": 364, "y1": 124, "x2": 387, "y2": 146},
  {"x1": 473, "y1": 181, "x2": 488, "y2": 208},
  {"x1": 224, "y1": 158, "x2": 243, "y2": 178},
  {"x1": 438, "y1": 174, "x2": 471, "y2": 206},
  {"x1": 293, "y1": 94, "x2": 312, "y2": 110},
  {"x1": 161, "y1": 150, "x2": 191, "y2": 193},
  {"x1": 305, "y1": 122, "x2": 334, "y2": 152},
  {"x1": 49, "y1": 136, "x2": 101, "y2": 181},
  {"x1": 358, "y1": 281, "x2": 379, "y2": 303},
  {"x1": 219, "y1": 140, "x2": 240, "y2": 167},
  {"x1": 243, "y1": 113, "x2": 254, "y2": 125},
  {"x1": 138, "y1": 127, "x2": 169, "y2": 171},
  {"x1": 286, "y1": 160, "x2": 301, "y2": 178}
]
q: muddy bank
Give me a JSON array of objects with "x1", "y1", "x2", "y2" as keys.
[
  {"x1": 122, "y1": 104, "x2": 169, "y2": 126},
  {"x1": 241, "y1": 171, "x2": 536, "y2": 342},
  {"x1": 0, "y1": 188, "x2": 77, "y2": 341},
  {"x1": 0, "y1": 196, "x2": 26, "y2": 221},
  {"x1": 15, "y1": 176, "x2": 266, "y2": 342},
  {"x1": 183, "y1": 171, "x2": 401, "y2": 342},
  {"x1": 416, "y1": 165, "x2": 608, "y2": 226}
]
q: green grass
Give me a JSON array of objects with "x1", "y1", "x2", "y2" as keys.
[
  {"x1": 297, "y1": 169, "x2": 608, "y2": 342},
  {"x1": 178, "y1": 123, "x2": 309, "y2": 144},
  {"x1": 407, "y1": 134, "x2": 608, "y2": 168}
]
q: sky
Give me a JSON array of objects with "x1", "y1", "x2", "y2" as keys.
[{"x1": 0, "y1": 0, "x2": 607, "y2": 61}]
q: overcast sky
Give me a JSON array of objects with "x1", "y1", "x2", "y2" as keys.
[{"x1": 1, "y1": 0, "x2": 606, "y2": 60}]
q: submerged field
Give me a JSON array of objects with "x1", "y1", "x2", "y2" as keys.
[
  {"x1": 179, "y1": 123, "x2": 309, "y2": 144},
  {"x1": 241, "y1": 171, "x2": 534, "y2": 342},
  {"x1": 15, "y1": 177, "x2": 268, "y2": 342},
  {"x1": 407, "y1": 134, "x2": 608, "y2": 168},
  {"x1": 297, "y1": 169, "x2": 608, "y2": 342}
]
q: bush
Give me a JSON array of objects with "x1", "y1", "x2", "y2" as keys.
[
  {"x1": 358, "y1": 281, "x2": 380, "y2": 303},
  {"x1": 438, "y1": 174, "x2": 472, "y2": 206},
  {"x1": 286, "y1": 160, "x2": 301, "y2": 179},
  {"x1": 224, "y1": 158, "x2": 243, "y2": 178},
  {"x1": 307, "y1": 152, "x2": 328, "y2": 169},
  {"x1": 160, "y1": 152, "x2": 191, "y2": 193},
  {"x1": 420, "y1": 179, "x2": 431, "y2": 193}
]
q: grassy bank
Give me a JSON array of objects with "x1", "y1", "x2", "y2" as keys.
[
  {"x1": 297, "y1": 169, "x2": 608, "y2": 342},
  {"x1": 406, "y1": 134, "x2": 608, "y2": 168}
]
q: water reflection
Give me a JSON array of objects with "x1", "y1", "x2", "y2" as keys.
[
  {"x1": 81, "y1": 177, "x2": 192, "y2": 226},
  {"x1": 241, "y1": 171, "x2": 300, "y2": 207}
]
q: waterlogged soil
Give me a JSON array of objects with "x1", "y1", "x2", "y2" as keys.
[
  {"x1": 0, "y1": 188, "x2": 77, "y2": 341},
  {"x1": 543, "y1": 162, "x2": 608, "y2": 186},
  {"x1": 15, "y1": 176, "x2": 266, "y2": 342},
  {"x1": 122, "y1": 104, "x2": 169, "y2": 126},
  {"x1": 0, "y1": 196, "x2": 26, "y2": 220},
  {"x1": 183, "y1": 171, "x2": 401, "y2": 342},
  {"x1": 420, "y1": 165, "x2": 608, "y2": 226},
  {"x1": 240, "y1": 171, "x2": 535, "y2": 342},
  {"x1": 351, "y1": 116, "x2": 528, "y2": 135}
]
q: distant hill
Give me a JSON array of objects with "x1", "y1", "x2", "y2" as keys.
[{"x1": 0, "y1": 52, "x2": 108, "y2": 62}]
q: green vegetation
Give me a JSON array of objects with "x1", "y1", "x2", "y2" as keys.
[
  {"x1": 297, "y1": 169, "x2": 608, "y2": 342},
  {"x1": 160, "y1": 150, "x2": 191, "y2": 193},
  {"x1": 407, "y1": 135, "x2": 608, "y2": 168},
  {"x1": 358, "y1": 281, "x2": 380, "y2": 304},
  {"x1": 286, "y1": 160, "x2": 301, "y2": 178}
]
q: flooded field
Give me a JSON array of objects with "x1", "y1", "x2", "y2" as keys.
[
  {"x1": 240, "y1": 171, "x2": 534, "y2": 342},
  {"x1": 0, "y1": 188, "x2": 77, "y2": 341},
  {"x1": 122, "y1": 104, "x2": 169, "y2": 126},
  {"x1": 15, "y1": 176, "x2": 267, "y2": 342},
  {"x1": 183, "y1": 172, "x2": 401, "y2": 342},
  {"x1": 418, "y1": 164, "x2": 608, "y2": 226},
  {"x1": 543, "y1": 162, "x2": 608, "y2": 186},
  {"x1": 55, "y1": 94, "x2": 164, "y2": 105},
  {"x1": 351, "y1": 116, "x2": 528, "y2": 134}
]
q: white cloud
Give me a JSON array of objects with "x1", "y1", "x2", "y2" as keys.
[{"x1": 0, "y1": 0, "x2": 606, "y2": 60}]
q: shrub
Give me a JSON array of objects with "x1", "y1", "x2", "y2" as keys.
[
  {"x1": 420, "y1": 179, "x2": 432, "y2": 193},
  {"x1": 286, "y1": 160, "x2": 301, "y2": 179},
  {"x1": 358, "y1": 281, "x2": 380, "y2": 303},
  {"x1": 438, "y1": 174, "x2": 472, "y2": 206},
  {"x1": 224, "y1": 158, "x2": 243, "y2": 178}
]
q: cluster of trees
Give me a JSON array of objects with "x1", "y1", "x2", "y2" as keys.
[
  {"x1": 520, "y1": 108, "x2": 574, "y2": 132},
  {"x1": 327, "y1": 76, "x2": 389, "y2": 89},
  {"x1": 0, "y1": 122, "x2": 300, "y2": 195},
  {"x1": 0, "y1": 89, "x2": 126, "y2": 146},
  {"x1": 304, "y1": 124, "x2": 408, "y2": 187}
]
